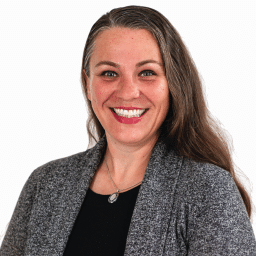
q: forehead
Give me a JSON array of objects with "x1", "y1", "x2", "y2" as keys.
[{"x1": 90, "y1": 27, "x2": 163, "y2": 67}]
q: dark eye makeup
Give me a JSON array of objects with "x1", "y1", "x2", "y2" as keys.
[
  {"x1": 100, "y1": 70, "x2": 156, "y2": 77},
  {"x1": 101, "y1": 71, "x2": 117, "y2": 77},
  {"x1": 140, "y1": 70, "x2": 156, "y2": 77}
]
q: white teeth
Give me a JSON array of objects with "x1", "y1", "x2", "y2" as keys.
[{"x1": 113, "y1": 108, "x2": 147, "y2": 118}]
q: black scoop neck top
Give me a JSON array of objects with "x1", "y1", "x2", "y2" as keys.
[{"x1": 63, "y1": 184, "x2": 141, "y2": 256}]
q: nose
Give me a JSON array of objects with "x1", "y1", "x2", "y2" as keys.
[{"x1": 116, "y1": 76, "x2": 140, "y2": 100}]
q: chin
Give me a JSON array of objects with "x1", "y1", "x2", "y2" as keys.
[{"x1": 109, "y1": 131, "x2": 154, "y2": 145}]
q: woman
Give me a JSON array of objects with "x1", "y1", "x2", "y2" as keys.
[{"x1": 1, "y1": 5, "x2": 256, "y2": 256}]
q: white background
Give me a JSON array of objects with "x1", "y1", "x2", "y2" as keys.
[{"x1": 1, "y1": 0, "x2": 255, "y2": 245}]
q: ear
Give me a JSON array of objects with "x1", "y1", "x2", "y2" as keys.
[{"x1": 82, "y1": 69, "x2": 91, "y2": 101}]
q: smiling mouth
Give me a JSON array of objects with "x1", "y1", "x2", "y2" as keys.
[{"x1": 110, "y1": 108, "x2": 149, "y2": 118}]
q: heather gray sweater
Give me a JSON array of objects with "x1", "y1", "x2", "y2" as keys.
[{"x1": 1, "y1": 134, "x2": 256, "y2": 255}]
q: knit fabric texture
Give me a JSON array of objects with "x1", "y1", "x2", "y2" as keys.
[{"x1": 1, "y1": 134, "x2": 256, "y2": 255}]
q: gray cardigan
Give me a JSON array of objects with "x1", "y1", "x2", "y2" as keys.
[{"x1": 1, "y1": 134, "x2": 256, "y2": 255}]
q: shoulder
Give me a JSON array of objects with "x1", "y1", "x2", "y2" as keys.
[
  {"x1": 176, "y1": 156, "x2": 240, "y2": 207},
  {"x1": 181, "y1": 157, "x2": 234, "y2": 188},
  {"x1": 24, "y1": 148, "x2": 94, "y2": 192},
  {"x1": 22, "y1": 135, "x2": 107, "y2": 198}
]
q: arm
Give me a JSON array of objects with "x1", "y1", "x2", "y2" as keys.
[
  {"x1": 0, "y1": 168, "x2": 40, "y2": 256},
  {"x1": 187, "y1": 170, "x2": 256, "y2": 255}
]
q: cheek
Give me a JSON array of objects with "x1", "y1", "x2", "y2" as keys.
[
  {"x1": 91, "y1": 81, "x2": 112, "y2": 104},
  {"x1": 147, "y1": 82, "x2": 169, "y2": 105}
]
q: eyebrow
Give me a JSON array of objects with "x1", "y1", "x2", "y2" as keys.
[{"x1": 94, "y1": 59, "x2": 163, "y2": 69}]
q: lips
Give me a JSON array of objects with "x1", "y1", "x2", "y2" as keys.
[{"x1": 110, "y1": 107, "x2": 148, "y2": 124}]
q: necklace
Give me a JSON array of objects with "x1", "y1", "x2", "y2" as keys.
[{"x1": 105, "y1": 158, "x2": 143, "y2": 203}]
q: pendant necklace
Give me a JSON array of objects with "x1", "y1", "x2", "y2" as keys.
[{"x1": 105, "y1": 158, "x2": 143, "y2": 203}]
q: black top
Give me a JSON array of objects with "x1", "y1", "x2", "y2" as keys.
[{"x1": 63, "y1": 184, "x2": 141, "y2": 256}]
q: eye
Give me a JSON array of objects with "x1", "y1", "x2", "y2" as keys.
[
  {"x1": 101, "y1": 71, "x2": 117, "y2": 77},
  {"x1": 140, "y1": 70, "x2": 156, "y2": 77}
]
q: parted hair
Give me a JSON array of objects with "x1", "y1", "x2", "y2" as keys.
[{"x1": 80, "y1": 5, "x2": 253, "y2": 219}]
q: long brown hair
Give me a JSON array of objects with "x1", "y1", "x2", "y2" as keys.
[{"x1": 80, "y1": 5, "x2": 253, "y2": 219}]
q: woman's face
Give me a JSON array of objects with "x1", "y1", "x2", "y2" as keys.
[{"x1": 84, "y1": 27, "x2": 169, "y2": 146}]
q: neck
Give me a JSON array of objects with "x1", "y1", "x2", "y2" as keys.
[{"x1": 103, "y1": 133, "x2": 158, "y2": 187}]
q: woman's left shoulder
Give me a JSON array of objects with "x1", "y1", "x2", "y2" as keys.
[
  {"x1": 177, "y1": 157, "x2": 240, "y2": 206},
  {"x1": 183, "y1": 158, "x2": 233, "y2": 183}
]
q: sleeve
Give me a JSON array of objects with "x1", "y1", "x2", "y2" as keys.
[
  {"x1": 187, "y1": 170, "x2": 256, "y2": 256},
  {"x1": 0, "y1": 168, "x2": 41, "y2": 256}
]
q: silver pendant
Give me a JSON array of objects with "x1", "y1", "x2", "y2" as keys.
[{"x1": 108, "y1": 192, "x2": 119, "y2": 203}]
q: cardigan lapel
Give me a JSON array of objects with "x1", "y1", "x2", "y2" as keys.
[
  {"x1": 54, "y1": 135, "x2": 108, "y2": 255},
  {"x1": 26, "y1": 135, "x2": 108, "y2": 255},
  {"x1": 38, "y1": 135, "x2": 183, "y2": 255},
  {"x1": 123, "y1": 137, "x2": 184, "y2": 255}
]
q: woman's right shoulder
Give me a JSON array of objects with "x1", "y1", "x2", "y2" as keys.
[{"x1": 26, "y1": 148, "x2": 94, "y2": 190}]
